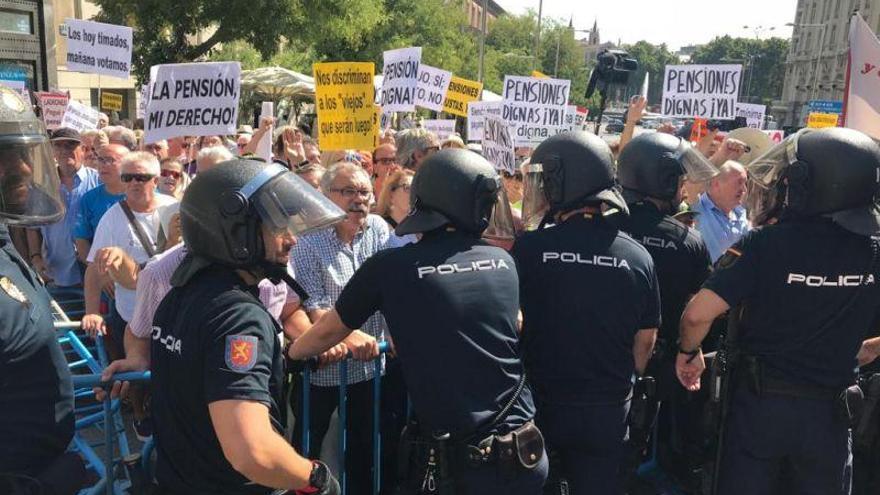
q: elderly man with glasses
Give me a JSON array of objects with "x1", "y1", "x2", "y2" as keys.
[{"x1": 291, "y1": 160, "x2": 392, "y2": 495}]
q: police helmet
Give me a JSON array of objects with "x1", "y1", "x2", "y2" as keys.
[
  {"x1": 396, "y1": 149, "x2": 504, "y2": 236},
  {"x1": 745, "y1": 127, "x2": 880, "y2": 235},
  {"x1": 617, "y1": 132, "x2": 718, "y2": 203},
  {"x1": 526, "y1": 131, "x2": 627, "y2": 217},
  {"x1": 174, "y1": 160, "x2": 345, "y2": 283},
  {"x1": 0, "y1": 85, "x2": 64, "y2": 225}
]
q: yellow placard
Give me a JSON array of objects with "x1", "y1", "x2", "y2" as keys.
[
  {"x1": 442, "y1": 76, "x2": 483, "y2": 117},
  {"x1": 531, "y1": 70, "x2": 549, "y2": 79},
  {"x1": 101, "y1": 92, "x2": 123, "y2": 112},
  {"x1": 314, "y1": 62, "x2": 377, "y2": 151},
  {"x1": 807, "y1": 112, "x2": 839, "y2": 128}
]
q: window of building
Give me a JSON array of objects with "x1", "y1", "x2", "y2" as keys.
[
  {"x1": 811, "y1": 2, "x2": 817, "y2": 22},
  {"x1": 0, "y1": 9, "x2": 31, "y2": 34},
  {"x1": 0, "y1": 60, "x2": 35, "y2": 89},
  {"x1": 829, "y1": 25, "x2": 837, "y2": 48}
]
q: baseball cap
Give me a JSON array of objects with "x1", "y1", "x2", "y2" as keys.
[{"x1": 49, "y1": 128, "x2": 81, "y2": 143}]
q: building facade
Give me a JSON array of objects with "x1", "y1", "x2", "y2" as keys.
[
  {"x1": 776, "y1": 0, "x2": 880, "y2": 127},
  {"x1": 0, "y1": 0, "x2": 57, "y2": 91},
  {"x1": 465, "y1": 0, "x2": 505, "y2": 31}
]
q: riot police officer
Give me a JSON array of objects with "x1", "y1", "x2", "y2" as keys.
[
  {"x1": 616, "y1": 132, "x2": 717, "y2": 490},
  {"x1": 150, "y1": 160, "x2": 346, "y2": 494},
  {"x1": 290, "y1": 149, "x2": 548, "y2": 495},
  {"x1": 677, "y1": 127, "x2": 880, "y2": 495},
  {"x1": 0, "y1": 86, "x2": 83, "y2": 494},
  {"x1": 513, "y1": 131, "x2": 660, "y2": 495}
]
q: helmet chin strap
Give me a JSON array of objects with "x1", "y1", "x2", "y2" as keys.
[{"x1": 256, "y1": 259, "x2": 310, "y2": 302}]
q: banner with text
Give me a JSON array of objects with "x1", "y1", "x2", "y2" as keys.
[
  {"x1": 314, "y1": 62, "x2": 378, "y2": 151},
  {"x1": 443, "y1": 76, "x2": 482, "y2": 117},
  {"x1": 735, "y1": 102, "x2": 766, "y2": 129},
  {"x1": 144, "y1": 62, "x2": 240, "y2": 144},
  {"x1": 662, "y1": 64, "x2": 742, "y2": 120},
  {"x1": 380, "y1": 47, "x2": 422, "y2": 112},
  {"x1": 501, "y1": 75, "x2": 570, "y2": 146},
  {"x1": 565, "y1": 105, "x2": 589, "y2": 131},
  {"x1": 422, "y1": 119, "x2": 456, "y2": 139},
  {"x1": 64, "y1": 18, "x2": 132, "y2": 79},
  {"x1": 483, "y1": 117, "x2": 516, "y2": 174},
  {"x1": 414, "y1": 64, "x2": 451, "y2": 112},
  {"x1": 467, "y1": 101, "x2": 503, "y2": 141},
  {"x1": 764, "y1": 129, "x2": 784, "y2": 144},
  {"x1": 35, "y1": 91, "x2": 70, "y2": 130},
  {"x1": 60, "y1": 100, "x2": 99, "y2": 132}
]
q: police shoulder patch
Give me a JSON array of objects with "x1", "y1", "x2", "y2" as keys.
[{"x1": 225, "y1": 335, "x2": 259, "y2": 372}]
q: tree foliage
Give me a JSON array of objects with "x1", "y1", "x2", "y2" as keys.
[{"x1": 691, "y1": 36, "x2": 790, "y2": 104}]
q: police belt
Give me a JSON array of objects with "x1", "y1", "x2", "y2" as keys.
[{"x1": 739, "y1": 355, "x2": 846, "y2": 401}]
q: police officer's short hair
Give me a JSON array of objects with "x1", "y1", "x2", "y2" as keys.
[
  {"x1": 396, "y1": 128, "x2": 437, "y2": 169},
  {"x1": 121, "y1": 151, "x2": 160, "y2": 176},
  {"x1": 320, "y1": 161, "x2": 371, "y2": 194}
]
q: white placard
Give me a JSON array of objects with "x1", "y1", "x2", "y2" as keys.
[
  {"x1": 35, "y1": 92, "x2": 70, "y2": 130},
  {"x1": 735, "y1": 102, "x2": 766, "y2": 129},
  {"x1": 144, "y1": 62, "x2": 241, "y2": 144},
  {"x1": 380, "y1": 47, "x2": 422, "y2": 112},
  {"x1": 414, "y1": 64, "x2": 452, "y2": 112},
  {"x1": 60, "y1": 99, "x2": 99, "y2": 132},
  {"x1": 501, "y1": 75, "x2": 571, "y2": 146},
  {"x1": 764, "y1": 129, "x2": 784, "y2": 144},
  {"x1": 258, "y1": 101, "x2": 273, "y2": 162},
  {"x1": 565, "y1": 105, "x2": 589, "y2": 131},
  {"x1": 467, "y1": 101, "x2": 502, "y2": 141},
  {"x1": 422, "y1": 119, "x2": 456, "y2": 139},
  {"x1": 482, "y1": 117, "x2": 516, "y2": 174},
  {"x1": 64, "y1": 18, "x2": 132, "y2": 79},
  {"x1": 661, "y1": 64, "x2": 742, "y2": 120}
]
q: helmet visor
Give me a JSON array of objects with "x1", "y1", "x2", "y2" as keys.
[
  {"x1": 483, "y1": 184, "x2": 516, "y2": 241},
  {"x1": 743, "y1": 130, "x2": 805, "y2": 226},
  {"x1": 0, "y1": 137, "x2": 64, "y2": 225},
  {"x1": 675, "y1": 140, "x2": 719, "y2": 183},
  {"x1": 251, "y1": 170, "x2": 346, "y2": 237},
  {"x1": 521, "y1": 162, "x2": 549, "y2": 231}
]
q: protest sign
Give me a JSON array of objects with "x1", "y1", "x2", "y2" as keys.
[
  {"x1": 144, "y1": 61, "x2": 240, "y2": 144},
  {"x1": 380, "y1": 47, "x2": 422, "y2": 112},
  {"x1": 137, "y1": 85, "x2": 149, "y2": 119},
  {"x1": 735, "y1": 102, "x2": 766, "y2": 129},
  {"x1": 314, "y1": 62, "x2": 378, "y2": 151},
  {"x1": 807, "y1": 112, "x2": 839, "y2": 128},
  {"x1": 764, "y1": 129, "x2": 784, "y2": 144},
  {"x1": 64, "y1": 18, "x2": 132, "y2": 79},
  {"x1": 414, "y1": 64, "x2": 451, "y2": 112},
  {"x1": 662, "y1": 64, "x2": 742, "y2": 120},
  {"x1": 467, "y1": 101, "x2": 502, "y2": 141},
  {"x1": 258, "y1": 102, "x2": 274, "y2": 163},
  {"x1": 501, "y1": 75, "x2": 570, "y2": 146},
  {"x1": 35, "y1": 91, "x2": 70, "y2": 130},
  {"x1": 565, "y1": 105, "x2": 589, "y2": 131},
  {"x1": 482, "y1": 117, "x2": 516, "y2": 174},
  {"x1": 422, "y1": 119, "x2": 456, "y2": 139},
  {"x1": 101, "y1": 92, "x2": 123, "y2": 112},
  {"x1": 60, "y1": 100, "x2": 99, "y2": 132},
  {"x1": 531, "y1": 71, "x2": 549, "y2": 79},
  {"x1": 443, "y1": 76, "x2": 483, "y2": 117}
]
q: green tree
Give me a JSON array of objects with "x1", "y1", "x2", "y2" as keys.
[{"x1": 691, "y1": 35, "x2": 790, "y2": 104}]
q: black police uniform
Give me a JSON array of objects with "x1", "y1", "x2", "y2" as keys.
[
  {"x1": 0, "y1": 225, "x2": 74, "y2": 474},
  {"x1": 621, "y1": 201, "x2": 712, "y2": 486},
  {"x1": 704, "y1": 219, "x2": 880, "y2": 495},
  {"x1": 512, "y1": 214, "x2": 661, "y2": 494},
  {"x1": 333, "y1": 229, "x2": 548, "y2": 495},
  {"x1": 151, "y1": 266, "x2": 285, "y2": 495}
]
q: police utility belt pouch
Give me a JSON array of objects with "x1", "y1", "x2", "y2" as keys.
[
  {"x1": 395, "y1": 425, "x2": 455, "y2": 495},
  {"x1": 854, "y1": 373, "x2": 880, "y2": 453},
  {"x1": 120, "y1": 200, "x2": 158, "y2": 259},
  {"x1": 465, "y1": 420, "x2": 545, "y2": 471}
]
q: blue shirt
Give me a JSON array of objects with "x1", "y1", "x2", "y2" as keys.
[
  {"x1": 73, "y1": 183, "x2": 125, "y2": 243},
  {"x1": 693, "y1": 193, "x2": 751, "y2": 262},
  {"x1": 40, "y1": 166, "x2": 100, "y2": 286}
]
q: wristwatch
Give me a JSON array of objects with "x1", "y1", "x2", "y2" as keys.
[
  {"x1": 295, "y1": 461, "x2": 330, "y2": 494},
  {"x1": 677, "y1": 343, "x2": 702, "y2": 363}
]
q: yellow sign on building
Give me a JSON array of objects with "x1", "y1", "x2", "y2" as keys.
[
  {"x1": 807, "y1": 112, "x2": 839, "y2": 128},
  {"x1": 101, "y1": 92, "x2": 123, "y2": 112}
]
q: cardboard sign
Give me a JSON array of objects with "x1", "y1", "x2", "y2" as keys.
[
  {"x1": 314, "y1": 62, "x2": 378, "y2": 151},
  {"x1": 501, "y1": 75, "x2": 570, "y2": 146},
  {"x1": 101, "y1": 92, "x2": 123, "y2": 112},
  {"x1": 807, "y1": 112, "x2": 839, "y2": 128},
  {"x1": 35, "y1": 91, "x2": 70, "y2": 130},
  {"x1": 565, "y1": 105, "x2": 589, "y2": 131},
  {"x1": 144, "y1": 61, "x2": 241, "y2": 144},
  {"x1": 414, "y1": 64, "x2": 451, "y2": 112},
  {"x1": 467, "y1": 101, "x2": 502, "y2": 141},
  {"x1": 380, "y1": 47, "x2": 422, "y2": 112},
  {"x1": 662, "y1": 64, "x2": 742, "y2": 120},
  {"x1": 422, "y1": 119, "x2": 456, "y2": 139},
  {"x1": 764, "y1": 129, "x2": 784, "y2": 144},
  {"x1": 443, "y1": 76, "x2": 483, "y2": 117},
  {"x1": 735, "y1": 102, "x2": 766, "y2": 129},
  {"x1": 482, "y1": 117, "x2": 516, "y2": 174},
  {"x1": 60, "y1": 100, "x2": 99, "y2": 132},
  {"x1": 64, "y1": 18, "x2": 132, "y2": 79}
]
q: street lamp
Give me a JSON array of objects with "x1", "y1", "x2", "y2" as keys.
[{"x1": 786, "y1": 22, "x2": 827, "y2": 101}]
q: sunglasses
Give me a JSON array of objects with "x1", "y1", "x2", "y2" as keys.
[
  {"x1": 161, "y1": 169, "x2": 182, "y2": 179},
  {"x1": 121, "y1": 173, "x2": 156, "y2": 183}
]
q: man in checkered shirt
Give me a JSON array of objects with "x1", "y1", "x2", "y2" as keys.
[{"x1": 292, "y1": 161, "x2": 391, "y2": 495}]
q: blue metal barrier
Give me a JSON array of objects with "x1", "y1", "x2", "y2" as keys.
[{"x1": 300, "y1": 341, "x2": 390, "y2": 495}]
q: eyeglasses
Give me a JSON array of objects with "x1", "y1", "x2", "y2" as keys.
[
  {"x1": 121, "y1": 173, "x2": 156, "y2": 183},
  {"x1": 375, "y1": 157, "x2": 397, "y2": 165},
  {"x1": 392, "y1": 183, "x2": 411, "y2": 193},
  {"x1": 161, "y1": 169, "x2": 182, "y2": 179},
  {"x1": 329, "y1": 187, "x2": 372, "y2": 199},
  {"x1": 97, "y1": 156, "x2": 121, "y2": 166}
]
